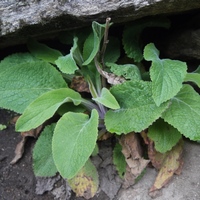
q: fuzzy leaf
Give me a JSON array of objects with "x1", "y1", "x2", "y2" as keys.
[
  {"x1": 52, "y1": 110, "x2": 99, "y2": 179},
  {"x1": 144, "y1": 43, "x2": 187, "y2": 106},
  {"x1": 16, "y1": 88, "x2": 82, "y2": 132},
  {"x1": 184, "y1": 73, "x2": 200, "y2": 88},
  {"x1": 27, "y1": 39, "x2": 62, "y2": 64},
  {"x1": 148, "y1": 119, "x2": 182, "y2": 153},
  {"x1": 105, "y1": 81, "x2": 169, "y2": 134},
  {"x1": 55, "y1": 54, "x2": 78, "y2": 74},
  {"x1": 113, "y1": 143, "x2": 126, "y2": 178},
  {"x1": 104, "y1": 36, "x2": 120, "y2": 63},
  {"x1": 68, "y1": 159, "x2": 99, "y2": 199},
  {"x1": 162, "y1": 85, "x2": 200, "y2": 141},
  {"x1": 0, "y1": 53, "x2": 67, "y2": 113},
  {"x1": 93, "y1": 88, "x2": 120, "y2": 109},
  {"x1": 123, "y1": 18, "x2": 170, "y2": 62},
  {"x1": 55, "y1": 37, "x2": 79, "y2": 74},
  {"x1": 83, "y1": 21, "x2": 105, "y2": 65},
  {"x1": 33, "y1": 124, "x2": 57, "y2": 177},
  {"x1": 106, "y1": 62, "x2": 141, "y2": 80}
]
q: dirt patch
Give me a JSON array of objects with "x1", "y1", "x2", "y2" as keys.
[{"x1": 0, "y1": 109, "x2": 55, "y2": 200}]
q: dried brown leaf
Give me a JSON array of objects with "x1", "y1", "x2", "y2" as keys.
[
  {"x1": 120, "y1": 132, "x2": 150, "y2": 188},
  {"x1": 149, "y1": 139, "x2": 184, "y2": 197},
  {"x1": 10, "y1": 136, "x2": 27, "y2": 165},
  {"x1": 21, "y1": 125, "x2": 43, "y2": 138},
  {"x1": 10, "y1": 115, "x2": 20, "y2": 124},
  {"x1": 10, "y1": 125, "x2": 43, "y2": 164},
  {"x1": 70, "y1": 76, "x2": 90, "y2": 93},
  {"x1": 147, "y1": 139, "x2": 167, "y2": 170}
]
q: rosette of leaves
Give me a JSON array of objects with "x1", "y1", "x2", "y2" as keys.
[{"x1": 1, "y1": 17, "x2": 200, "y2": 199}]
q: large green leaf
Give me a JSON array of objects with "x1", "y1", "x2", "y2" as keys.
[
  {"x1": 106, "y1": 62, "x2": 141, "y2": 80},
  {"x1": 148, "y1": 119, "x2": 182, "y2": 153},
  {"x1": 0, "y1": 53, "x2": 67, "y2": 113},
  {"x1": 93, "y1": 88, "x2": 120, "y2": 109},
  {"x1": 52, "y1": 109, "x2": 99, "y2": 179},
  {"x1": 123, "y1": 18, "x2": 170, "y2": 62},
  {"x1": 144, "y1": 43, "x2": 187, "y2": 106},
  {"x1": 162, "y1": 85, "x2": 200, "y2": 141},
  {"x1": 33, "y1": 124, "x2": 57, "y2": 177},
  {"x1": 16, "y1": 88, "x2": 82, "y2": 132},
  {"x1": 82, "y1": 21, "x2": 106, "y2": 65},
  {"x1": 105, "y1": 81, "x2": 169, "y2": 134},
  {"x1": 55, "y1": 37, "x2": 80, "y2": 74},
  {"x1": 27, "y1": 39, "x2": 62, "y2": 64}
]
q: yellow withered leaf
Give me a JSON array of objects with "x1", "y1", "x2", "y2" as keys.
[
  {"x1": 149, "y1": 139, "x2": 184, "y2": 197},
  {"x1": 68, "y1": 159, "x2": 99, "y2": 199}
]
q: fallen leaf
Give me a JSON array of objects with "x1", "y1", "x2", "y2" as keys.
[
  {"x1": 21, "y1": 125, "x2": 43, "y2": 138},
  {"x1": 10, "y1": 136, "x2": 27, "y2": 165},
  {"x1": 68, "y1": 159, "x2": 99, "y2": 199},
  {"x1": 120, "y1": 132, "x2": 150, "y2": 188},
  {"x1": 149, "y1": 139, "x2": 184, "y2": 197},
  {"x1": 147, "y1": 138, "x2": 167, "y2": 170},
  {"x1": 10, "y1": 115, "x2": 20, "y2": 124},
  {"x1": 70, "y1": 76, "x2": 90, "y2": 93},
  {"x1": 10, "y1": 124, "x2": 43, "y2": 164}
]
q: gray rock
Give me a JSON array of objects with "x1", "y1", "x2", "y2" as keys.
[{"x1": 0, "y1": 0, "x2": 200, "y2": 48}]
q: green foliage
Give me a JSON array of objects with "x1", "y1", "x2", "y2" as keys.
[
  {"x1": 27, "y1": 39, "x2": 62, "y2": 64},
  {"x1": 55, "y1": 37, "x2": 80, "y2": 74},
  {"x1": 123, "y1": 17, "x2": 170, "y2": 62},
  {"x1": 184, "y1": 72, "x2": 200, "y2": 88},
  {"x1": 105, "y1": 81, "x2": 169, "y2": 134},
  {"x1": 33, "y1": 124, "x2": 57, "y2": 177},
  {"x1": 113, "y1": 143, "x2": 126, "y2": 178},
  {"x1": 106, "y1": 62, "x2": 141, "y2": 80},
  {"x1": 16, "y1": 88, "x2": 82, "y2": 132},
  {"x1": 0, "y1": 124, "x2": 7, "y2": 131},
  {"x1": 0, "y1": 53, "x2": 67, "y2": 113},
  {"x1": 162, "y1": 85, "x2": 200, "y2": 141},
  {"x1": 104, "y1": 36, "x2": 120, "y2": 63},
  {"x1": 52, "y1": 110, "x2": 98, "y2": 179},
  {"x1": 144, "y1": 43, "x2": 187, "y2": 106},
  {"x1": 93, "y1": 87, "x2": 120, "y2": 109},
  {"x1": 148, "y1": 119, "x2": 182, "y2": 153},
  {"x1": 1, "y1": 17, "x2": 200, "y2": 198},
  {"x1": 83, "y1": 21, "x2": 106, "y2": 65}
]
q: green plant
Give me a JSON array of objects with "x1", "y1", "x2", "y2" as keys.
[{"x1": 1, "y1": 17, "x2": 200, "y2": 198}]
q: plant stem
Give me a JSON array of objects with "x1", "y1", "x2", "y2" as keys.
[
  {"x1": 81, "y1": 98, "x2": 105, "y2": 119},
  {"x1": 99, "y1": 17, "x2": 111, "y2": 88},
  {"x1": 100, "y1": 17, "x2": 111, "y2": 67}
]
